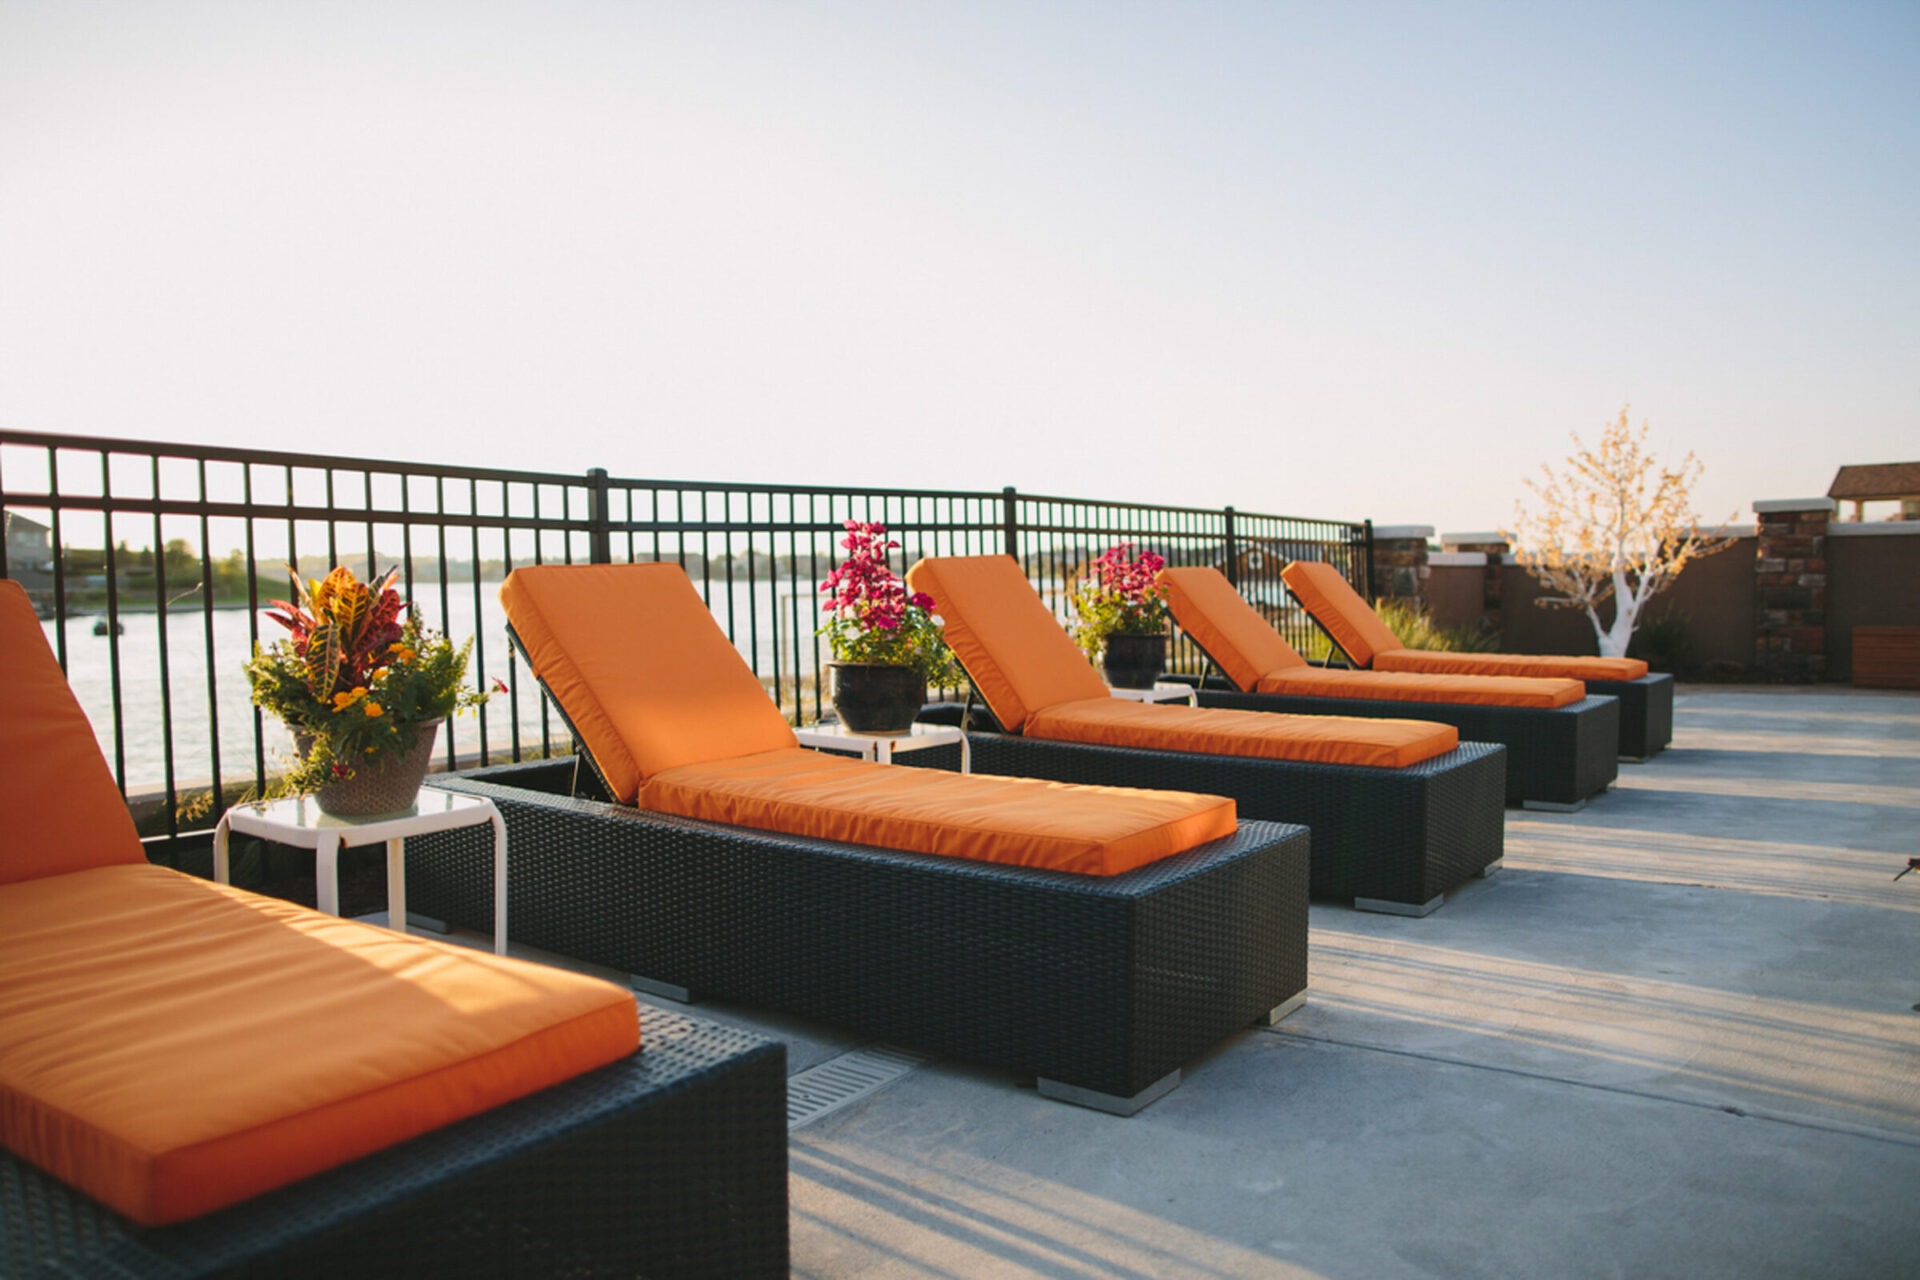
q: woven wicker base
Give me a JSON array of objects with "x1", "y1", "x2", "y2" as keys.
[{"x1": 1588, "y1": 673, "x2": 1674, "y2": 760}]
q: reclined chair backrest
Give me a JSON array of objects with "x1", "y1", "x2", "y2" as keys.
[
  {"x1": 1157, "y1": 567, "x2": 1308, "y2": 691},
  {"x1": 1279, "y1": 560, "x2": 1405, "y2": 668},
  {"x1": 0, "y1": 581, "x2": 145, "y2": 885},
  {"x1": 905, "y1": 555, "x2": 1108, "y2": 732},
  {"x1": 500, "y1": 563, "x2": 798, "y2": 805}
]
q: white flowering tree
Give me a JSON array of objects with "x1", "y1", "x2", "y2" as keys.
[{"x1": 1505, "y1": 408, "x2": 1735, "y2": 659}]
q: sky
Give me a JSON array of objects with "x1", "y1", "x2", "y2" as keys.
[{"x1": 2, "y1": 1, "x2": 1915, "y2": 537}]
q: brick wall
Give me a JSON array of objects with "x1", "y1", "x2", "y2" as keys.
[
  {"x1": 1370, "y1": 525, "x2": 1432, "y2": 602},
  {"x1": 1752, "y1": 498, "x2": 1833, "y2": 681}
]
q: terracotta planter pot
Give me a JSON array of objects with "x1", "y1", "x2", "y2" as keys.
[
  {"x1": 1101, "y1": 633, "x2": 1168, "y2": 689},
  {"x1": 827, "y1": 663, "x2": 925, "y2": 735}
]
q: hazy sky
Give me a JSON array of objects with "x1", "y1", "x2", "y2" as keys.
[{"x1": 3, "y1": 1, "x2": 1914, "y2": 536}]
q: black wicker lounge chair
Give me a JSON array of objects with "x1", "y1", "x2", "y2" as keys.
[
  {"x1": 904, "y1": 555, "x2": 1508, "y2": 916},
  {"x1": 0, "y1": 578, "x2": 789, "y2": 1278},
  {"x1": 2, "y1": 1006, "x2": 789, "y2": 1279},
  {"x1": 1160, "y1": 566, "x2": 1619, "y2": 810},
  {"x1": 1282, "y1": 559, "x2": 1674, "y2": 761},
  {"x1": 408, "y1": 562, "x2": 1312, "y2": 1116}
]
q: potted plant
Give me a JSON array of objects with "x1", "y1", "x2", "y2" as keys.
[
  {"x1": 818, "y1": 520, "x2": 962, "y2": 734},
  {"x1": 246, "y1": 565, "x2": 493, "y2": 815},
  {"x1": 1069, "y1": 542, "x2": 1171, "y2": 688}
]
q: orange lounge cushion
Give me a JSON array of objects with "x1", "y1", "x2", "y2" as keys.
[
  {"x1": 1026, "y1": 698, "x2": 1458, "y2": 770},
  {"x1": 1278, "y1": 561, "x2": 1407, "y2": 668},
  {"x1": 641, "y1": 746, "x2": 1236, "y2": 876},
  {"x1": 906, "y1": 556, "x2": 1109, "y2": 733},
  {"x1": 1375, "y1": 648, "x2": 1650, "y2": 682},
  {"x1": 0, "y1": 864, "x2": 640, "y2": 1226},
  {"x1": 0, "y1": 581, "x2": 146, "y2": 885},
  {"x1": 1157, "y1": 566, "x2": 1309, "y2": 691},
  {"x1": 1253, "y1": 665, "x2": 1584, "y2": 709},
  {"x1": 500, "y1": 563, "x2": 799, "y2": 803}
]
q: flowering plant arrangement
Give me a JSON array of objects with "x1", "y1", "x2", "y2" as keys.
[
  {"x1": 818, "y1": 521, "x2": 963, "y2": 687},
  {"x1": 1068, "y1": 542, "x2": 1170, "y2": 658},
  {"x1": 245, "y1": 565, "x2": 493, "y2": 793}
]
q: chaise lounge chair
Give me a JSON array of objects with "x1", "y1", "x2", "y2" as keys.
[
  {"x1": 0, "y1": 579, "x2": 789, "y2": 1278},
  {"x1": 1281, "y1": 559, "x2": 1674, "y2": 760},
  {"x1": 1159, "y1": 566, "x2": 1619, "y2": 809},
  {"x1": 406, "y1": 561, "x2": 1312, "y2": 1115},
  {"x1": 903, "y1": 555, "x2": 1508, "y2": 917}
]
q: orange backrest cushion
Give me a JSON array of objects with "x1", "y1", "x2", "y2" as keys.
[
  {"x1": 0, "y1": 863, "x2": 639, "y2": 1226},
  {"x1": 641, "y1": 746, "x2": 1236, "y2": 876},
  {"x1": 1374, "y1": 648, "x2": 1649, "y2": 681},
  {"x1": 905, "y1": 556, "x2": 1108, "y2": 733},
  {"x1": 1279, "y1": 561, "x2": 1406, "y2": 668},
  {"x1": 500, "y1": 563, "x2": 798, "y2": 803},
  {"x1": 1158, "y1": 567, "x2": 1308, "y2": 690},
  {"x1": 1027, "y1": 697, "x2": 1459, "y2": 769},
  {"x1": 1254, "y1": 664, "x2": 1584, "y2": 709},
  {"x1": 0, "y1": 580, "x2": 145, "y2": 885}
]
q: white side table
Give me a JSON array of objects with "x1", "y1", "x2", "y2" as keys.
[
  {"x1": 1109, "y1": 683, "x2": 1200, "y2": 707},
  {"x1": 794, "y1": 720, "x2": 972, "y2": 773},
  {"x1": 213, "y1": 788, "x2": 508, "y2": 955}
]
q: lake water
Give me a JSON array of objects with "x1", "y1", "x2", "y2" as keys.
[{"x1": 46, "y1": 580, "x2": 831, "y2": 793}]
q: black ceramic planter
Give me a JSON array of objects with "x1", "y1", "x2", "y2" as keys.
[
  {"x1": 1101, "y1": 633, "x2": 1168, "y2": 689},
  {"x1": 827, "y1": 662, "x2": 926, "y2": 734}
]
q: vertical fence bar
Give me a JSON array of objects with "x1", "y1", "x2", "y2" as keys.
[{"x1": 587, "y1": 467, "x2": 612, "y2": 565}]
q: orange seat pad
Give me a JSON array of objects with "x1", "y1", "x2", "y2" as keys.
[
  {"x1": 906, "y1": 555, "x2": 1110, "y2": 733},
  {"x1": 642, "y1": 746, "x2": 1236, "y2": 876},
  {"x1": 1026, "y1": 698, "x2": 1458, "y2": 770},
  {"x1": 1279, "y1": 560, "x2": 1407, "y2": 668},
  {"x1": 1158, "y1": 566, "x2": 1312, "y2": 691},
  {"x1": 500, "y1": 562, "x2": 800, "y2": 804},
  {"x1": 0, "y1": 581, "x2": 146, "y2": 885},
  {"x1": 1375, "y1": 648, "x2": 1649, "y2": 681},
  {"x1": 1255, "y1": 665, "x2": 1583, "y2": 708},
  {"x1": 1159, "y1": 566, "x2": 1582, "y2": 707},
  {"x1": 0, "y1": 864, "x2": 640, "y2": 1227}
]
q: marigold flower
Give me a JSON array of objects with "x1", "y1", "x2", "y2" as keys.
[{"x1": 363, "y1": 702, "x2": 384, "y2": 717}]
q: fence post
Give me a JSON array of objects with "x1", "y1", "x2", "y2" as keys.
[
  {"x1": 1360, "y1": 519, "x2": 1376, "y2": 602},
  {"x1": 1002, "y1": 486, "x2": 1019, "y2": 559},
  {"x1": 586, "y1": 468, "x2": 612, "y2": 565},
  {"x1": 1223, "y1": 506, "x2": 1239, "y2": 585}
]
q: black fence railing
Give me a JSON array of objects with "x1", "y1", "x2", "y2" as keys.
[{"x1": 1, "y1": 430, "x2": 1372, "y2": 855}]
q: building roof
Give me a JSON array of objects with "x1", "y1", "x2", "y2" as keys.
[{"x1": 1828, "y1": 462, "x2": 1920, "y2": 500}]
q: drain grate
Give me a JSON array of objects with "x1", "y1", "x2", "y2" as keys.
[{"x1": 786, "y1": 1044, "x2": 932, "y2": 1130}]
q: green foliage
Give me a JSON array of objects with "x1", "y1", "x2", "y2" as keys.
[
  {"x1": 1374, "y1": 598, "x2": 1499, "y2": 653},
  {"x1": 246, "y1": 566, "x2": 490, "y2": 794},
  {"x1": 818, "y1": 521, "x2": 964, "y2": 688},
  {"x1": 1069, "y1": 544, "x2": 1171, "y2": 658}
]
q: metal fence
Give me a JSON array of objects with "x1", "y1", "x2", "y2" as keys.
[{"x1": 0, "y1": 429, "x2": 1371, "y2": 853}]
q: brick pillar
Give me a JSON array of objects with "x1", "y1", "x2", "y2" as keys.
[
  {"x1": 1441, "y1": 531, "x2": 1509, "y2": 634},
  {"x1": 1752, "y1": 498, "x2": 1834, "y2": 682},
  {"x1": 1370, "y1": 525, "x2": 1433, "y2": 604}
]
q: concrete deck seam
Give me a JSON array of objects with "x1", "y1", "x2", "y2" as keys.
[{"x1": 1267, "y1": 1028, "x2": 1920, "y2": 1152}]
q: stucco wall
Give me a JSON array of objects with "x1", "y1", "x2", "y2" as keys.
[{"x1": 1827, "y1": 527, "x2": 1920, "y2": 681}]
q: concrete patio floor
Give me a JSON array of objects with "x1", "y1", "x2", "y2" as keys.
[{"x1": 419, "y1": 686, "x2": 1920, "y2": 1278}]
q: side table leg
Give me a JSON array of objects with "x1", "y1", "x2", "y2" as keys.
[
  {"x1": 491, "y1": 810, "x2": 508, "y2": 955},
  {"x1": 213, "y1": 815, "x2": 232, "y2": 884},
  {"x1": 316, "y1": 833, "x2": 342, "y2": 917},
  {"x1": 386, "y1": 836, "x2": 408, "y2": 935}
]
